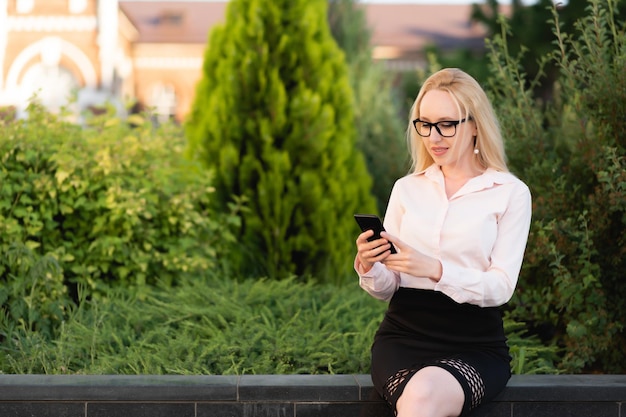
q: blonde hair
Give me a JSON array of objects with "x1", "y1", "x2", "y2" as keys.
[{"x1": 407, "y1": 68, "x2": 508, "y2": 173}]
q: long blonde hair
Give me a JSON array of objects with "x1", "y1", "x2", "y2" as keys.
[{"x1": 407, "y1": 68, "x2": 508, "y2": 173}]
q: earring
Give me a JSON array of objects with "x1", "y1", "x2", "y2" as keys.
[{"x1": 474, "y1": 148, "x2": 479, "y2": 155}]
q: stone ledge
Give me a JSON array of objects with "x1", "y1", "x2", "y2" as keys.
[
  {"x1": 498, "y1": 374, "x2": 626, "y2": 402},
  {"x1": 0, "y1": 374, "x2": 624, "y2": 417}
]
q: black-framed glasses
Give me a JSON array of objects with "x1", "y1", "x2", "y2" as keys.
[{"x1": 412, "y1": 118, "x2": 469, "y2": 138}]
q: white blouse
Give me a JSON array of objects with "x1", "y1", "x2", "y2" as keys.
[{"x1": 356, "y1": 164, "x2": 532, "y2": 308}]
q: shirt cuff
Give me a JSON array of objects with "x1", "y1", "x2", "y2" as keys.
[
  {"x1": 434, "y1": 260, "x2": 478, "y2": 305},
  {"x1": 355, "y1": 260, "x2": 396, "y2": 301}
]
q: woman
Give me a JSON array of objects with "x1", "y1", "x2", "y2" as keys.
[{"x1": 355, "y1": 68, "x2": 532, "y2": 417}]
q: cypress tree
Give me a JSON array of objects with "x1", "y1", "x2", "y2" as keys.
[
  {"x1": 185, "y1": 0, "x2": 376, "y2": 282},
  {"x1": 328, "y1": 0, "x2": 409, "y2": 214}
]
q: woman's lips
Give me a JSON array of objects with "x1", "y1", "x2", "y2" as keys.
[{"x1": 431, "y1": 147, "x2": 448, "y2": 156}]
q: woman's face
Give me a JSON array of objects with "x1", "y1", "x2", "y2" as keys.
[{"x1": 417, "y1": 89, "x2": 477, "y2": 170}]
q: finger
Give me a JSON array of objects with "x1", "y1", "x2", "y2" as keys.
[
  {"x1": 381, "y1": 232, "x2": 404, "y2": 251},
  {"x1": 356, "y1": 229, "x2": 375, "y2": 244},
  {"x1": 359, "y1": 240, "x2": 393, "y2": 256},
  {"x1": 381, "y1": 259, "x2": 408, "y2": 273},
  {"x1": 357, "y1": 233, "x2": 391, "y2": 253},
  {"x1": 359, "y1": 241, "x2": 391, "y2": 260},
  {"x1": 363, "y1": 249, "x2": 391, "y2": 265},
  {"x1": 357, "y1": 240, "x2": 377, "y2": 257},
  {"x1": 380, "y1": 231, "x2": 404, "y2": 249}
]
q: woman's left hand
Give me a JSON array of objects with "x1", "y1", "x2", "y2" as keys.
[{"x1": 380, "y1": 231, "x2": 443, "y2": 281}]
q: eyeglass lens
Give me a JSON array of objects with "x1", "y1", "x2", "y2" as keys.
[{"x1": 413, "y1": 119, "x2": 466, "y2": 138}]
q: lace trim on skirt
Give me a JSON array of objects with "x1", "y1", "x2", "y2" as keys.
[{"x1": 380, "y1": 358, "x2": 486, "y2": 416}]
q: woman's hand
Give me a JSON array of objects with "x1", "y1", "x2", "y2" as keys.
[
  {"x1": 356, "y1": 230, "x2": 394, "y2": 273},
  {"x1": 380, "y1": 232, "x2": 443, "y2": 281}
]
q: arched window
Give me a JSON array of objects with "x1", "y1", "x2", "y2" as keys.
[{"x1": 20, "y1": 64, "x2": 79, "y2": 113}]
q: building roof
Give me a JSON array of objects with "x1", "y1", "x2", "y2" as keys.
[
  {"x1": 119, "y1": 1, "x2": 509, "y2": 57},
  {"x1": 119, "y1": 1, "x2": 228, "y2": 44},
  {"x1": 365, "y1": 4, "x2": 488, "y2": 58}
]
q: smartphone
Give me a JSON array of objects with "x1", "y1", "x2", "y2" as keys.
[{"x1": 354, "y1": 214, "x2": 397, "y2": 254}]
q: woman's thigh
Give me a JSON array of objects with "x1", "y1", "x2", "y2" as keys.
[{"x1": 396, "y1": 366, "x2": 464, "y2": 417}]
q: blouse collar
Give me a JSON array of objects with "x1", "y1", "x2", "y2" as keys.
[{"x1": 415, "y1": 164, "x2": 517, "y2": 195}]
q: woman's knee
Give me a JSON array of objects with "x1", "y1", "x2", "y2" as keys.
[{"x1": 396, "y1": 367, "x2": 464, "y2": 417}]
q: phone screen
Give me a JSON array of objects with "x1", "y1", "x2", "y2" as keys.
[{"x1": 353, "y1": 214, "x2": 397, "y2": 254}]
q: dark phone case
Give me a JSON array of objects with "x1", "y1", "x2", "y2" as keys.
[{"x1": 353, "y1": 214, "x2": 397, "y2": 254}]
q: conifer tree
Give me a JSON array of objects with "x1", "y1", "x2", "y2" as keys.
[
  {"x1": 328, "y1": 0, "x2": 409, "y2": 214},
  {"x1": 185, "y1": 0, "x2": 377, "y2": 281}
]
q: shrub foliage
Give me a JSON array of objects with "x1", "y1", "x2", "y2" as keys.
[
  {"x1": 0, "y1": 103, "x2": 240, "y2": 295},
  {"x1": 1, "y1": 0, "x2": 622, "y2": 376},
  {"x1": 484, "y1": 0, "x2": 625, "y2": 372},
  {"x1": 0, "y1": 273, "x2": 555, "y2": 375},
  {"x1": 328, "y1": 0, "x2": 409, "y2": 214},
  {"x1": 185, "y1": 0, "x2": 377, "y2": 282}
]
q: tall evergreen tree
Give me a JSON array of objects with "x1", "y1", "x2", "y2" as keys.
[
  {"x1": 328, "y1": 0, "x2": 409, "y2": 214},
  {"x1": 185, "y1": 0, "x2": 377, "y2": 282}
]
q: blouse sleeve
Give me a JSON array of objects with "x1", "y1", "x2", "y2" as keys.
[
  {"x1": 435, "y1": 182, "x2": 532, "y2": 307},
  {"x1": 355, "y1": 259, "x2": 400, "y2": 301}
]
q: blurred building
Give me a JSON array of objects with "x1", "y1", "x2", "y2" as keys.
[{"x1": 0, "y1": 0, "x2": 502, "y2": 122}]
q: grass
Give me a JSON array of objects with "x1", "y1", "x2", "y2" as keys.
[{"x1": 0, "y1": 273, "x2": 557, "y2": 375}]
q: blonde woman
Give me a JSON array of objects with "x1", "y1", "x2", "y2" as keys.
[{"x1": 355, "y1": 68, "x2": 531, "y2": 417}]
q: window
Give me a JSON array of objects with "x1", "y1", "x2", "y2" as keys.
[{"x1": 149, "y1": 83, "x2": 177, "y2": 123}]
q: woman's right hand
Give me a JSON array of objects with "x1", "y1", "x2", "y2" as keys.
[{"x1": 356, "y1": 230, "x2": 394, "y2": 273}]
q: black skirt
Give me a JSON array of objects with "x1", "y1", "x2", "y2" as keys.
[{"x1": 371, "y1": 287, "x2": 511, "y2": 416}]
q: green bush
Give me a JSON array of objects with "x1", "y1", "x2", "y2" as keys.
[
  {"x1": 0, "y1": 274, "x2": 555, "y2": 375},
  {"x1": 328, "y1": 0, "x2": 409, "y2": 214},
  {"x1": 484, "y1": 0, "x2": 625, "y2": 372},
  {"x1": 185, "y1": 0, "x2": 377, "y2": 282},
  {"x1": 0, "y1": 102, "x2": 241, "y2": 294},
  {"x1": 0, "y1": 242, "x2": 71, "y2": 341}
]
